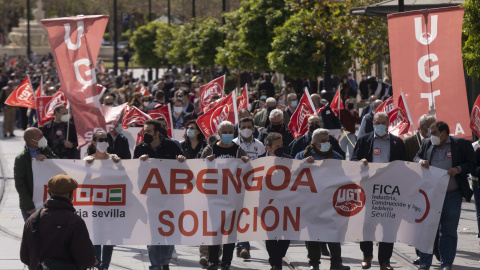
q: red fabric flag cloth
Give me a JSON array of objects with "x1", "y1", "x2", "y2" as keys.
[
  {"x1": 470, "y1": 95, "x2": 480, "y2": 138},
  {"x1": 375, "y1": 96, "x2": 395, "y2": 117},
  {"x1": 137, "y1": 85, "x2": 151, "y2": 96},
  {"x1": 102, "y1": 102, "x2": 128, "y2": 131},
  {"x1": 198, "y1": 75, "x2": 225, "y2": 112},
  {"x1": 388, "y1": 7, "x2": 470, "y2": 139},
  {"x1": 42, "y1": 15, "x2": 110, "y2": 147},
  {"x1": 330, "y1": 88, "x2": 344, "y2": 116},
  {"x1": 122, "y1": 105, "x2": 152, "y2": 129},
  {"x1": 197, "y1": 90, "x2": 237, "y2": 138},
  {"x1": 288, "y1": 88, "x2": 316, "y2": 139},
  {"x1": 237, "y1": 84, "x2": 248, "y2": 111},
  {"x1": 4, "y1": 77, "x2": 35, "y2": 108},
  {"x1": 35, "y1": 90, "x2": 68, "y2": 126},
  {"x1": 148, "y1": 104, "x2": 173, "y2": 138},
  {"x1": 388, "y1": 107, "x2": 411, "y2": 136}
]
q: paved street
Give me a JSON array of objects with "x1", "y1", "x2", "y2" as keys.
[{"x1": 0, "y1": 114, "x2": 479, "y2": 269}]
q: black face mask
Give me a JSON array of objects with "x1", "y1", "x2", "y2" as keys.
[
  {"x1": 309, "y1": 124, "x2": 321, "y2": 134},
  {"x1": 273, "y1": 147, "x2": 284, "y2": 157},
  {"x1": 267, "y1": 106, "x2": 276, "y2": 113},
  {"x1": 347, "y1": 104, "x2": 354, "y2": 110},
  {"x1": 143, "y1": 133, "x2": 153, "y2": 144},
  {"x1": 271, "y1": 124, "x2": 282, "y2": 132}
]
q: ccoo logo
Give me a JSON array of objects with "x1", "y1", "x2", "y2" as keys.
[{"x1": 333, "y1": 184, "x2": 366, "y2": 217}]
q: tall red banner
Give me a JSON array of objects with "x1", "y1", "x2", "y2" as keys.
[
  {"x1": 42, "y1": 15, "x2": 109, "y2": 147},
  {"x1": 388, "y1": 7, "x2": 470, "y2": 139},
  {"x1": 197, "y1": 90, "x2": 237, "y2": 138},
  {"x1": 198, "y1": 75, "x2": 225, "y2": 112}
]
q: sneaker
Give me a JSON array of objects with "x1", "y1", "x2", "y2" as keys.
[
  {"x1": 207, "y1": 263, "x2": 219, "y2": 270},
  {"x1": 239, "y1": 248, "x2": 250, "y2": 259},
  {"x1": 330, "y1": 263, "x2": 350, "y2": 270},
  {"x1": 309, "y1": 266, "x2": 320, "y2": 270},
  {"x1": 9, "y1": 133, "x2": 15, "y2": 137},
  {"x1": 199, "y1": 256, "x2": 209, "y2": 266}
]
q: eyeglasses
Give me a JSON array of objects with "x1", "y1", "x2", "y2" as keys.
[{"x1": 97, "y1": 138, "x2": 108, "y2": 142}]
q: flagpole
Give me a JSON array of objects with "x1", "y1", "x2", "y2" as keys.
[
  {"x1": 233, "y1": 88, "x2": 239, "y2": 125},
  {"x1": 167, "y1": 103, "x2": 174, "y2": 132},
  {"x1": 400, "y1": 92, "x2": 420, "y2": 146},
  {"x1": 66, "y1": 106, "x2": 71, "y2": 141}
]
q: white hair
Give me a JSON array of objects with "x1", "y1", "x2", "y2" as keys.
[
  {"x1": 265, "y1": 97, "x2": 276, "y2": 105},
  {"x1": 312, "y1": 128, "x2": 329, "y2": 143},
  {"x1": 287, "y1": 93, "x2": 297, "y2": 100},
  {"x1": 374, "y1": 111, "x2": 389, "y2": 122},
  {"x1": 418, "y1": 114, "x2": 436, "y2": 127},
  {"x1": 269, "y1": 109, "x2": 284, "y2": 120},
  {"x1": 218, "y1": 121, "x2": 234, "y2": 133}
]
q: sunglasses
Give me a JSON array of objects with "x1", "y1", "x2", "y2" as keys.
[{"x1": 97, "y1": 138, "x2": 108, "y2": 142}]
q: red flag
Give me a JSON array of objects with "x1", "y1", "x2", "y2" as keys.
[
  {"x1": 197, "y1": 90, "x2": 237, "y2": 138},
  {"x1": 375, "y1": 96, "x2": 395, "y2": 116},
  {"x1": 237, "y1": 84, "x2": 248, "y2": 111},
  {"x1": 42, "y1": 15, "x2": 110, "y2": 147},
  {"x1": 137, "y1": 85, "x2": 151, "y2": 96},
  {"x1": 203, "y1": 96, "x2": 225, "y2": 113},
  {"x1": 98, "y1": 61, "x2": 106, "y2": 74},
  {"x1": 102, "y1": 103, "x2": 128, "y2": 131},
  {"x1": 136, "y1": 129, "x2": 146, "y2": 147},
  {"x1": 35, "y1": 90, "x2": 69, "y2": 126},
  {"x1": 388, "y1": 107, "x2": 410, "y2": 136},
  {"x1": 288, "y1": 88, "x2": 316, "y2": 139},
  {"x1": 330, "y1": 88, "x2": 343, "y2": 116},
  {"x1": 388, "y1": 7, "x2": 470, "y2": 139},
  {"x1": 4, "y1": 77, "x2": 35, "y2": 108},
  {"x1": 148, "y1": 104, "x2": 173, "y2": 138},
  {"x1": 122, "y1": 105, "x2": 151, "y2": 129},
  {"x1": 35, "y1": 78, "x2": 45, "y2": 98},
  {"x1": 470, "y1": 95, "x2": 480, "y2": 138},
  {"x1": 315, "y1": 104, "x2": 327, "y2": 115},
  {"x1": 198, "y1": 75, "x2": 225, "y2": 112}
]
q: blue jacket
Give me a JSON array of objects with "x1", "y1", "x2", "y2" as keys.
[
  {"x1": 294, "y1": 149, "x2": 344, "y2": 161},
  {"x1": 289, "y1": 132, "x2": 345, "y2": 158}
]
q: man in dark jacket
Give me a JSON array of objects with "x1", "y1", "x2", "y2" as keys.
[
  {"x1": 358, "y1": 99, "x2": 383, "y2": 138},
  {"x1": 414, "y1": 121, "x2": 475, "y2": 270},
  {"x1": 14, "y1": 127, "x2": 58, "y2": 221},
  {"x1": 107, "y1": 123, "x2": 131, "y2": 159},
  {"x1": 257, "y1": 109, "x2": 295, "y2": 155},
  {"x1": 40, "y1": 104, "x2": 80, "y2": 159},
  {"x1": 351, "y1": 112, "x2": 406, "y2": 270},
  {"x1": 20, "y1": 174, "x2": 96, "y2": 269}
]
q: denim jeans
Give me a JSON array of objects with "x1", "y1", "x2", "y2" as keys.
[
  {"x1": 21, "y1": 209, "x2": 31, "y2": 222},
  {"x1": 94, "y1": 245, "x2": 114, "y2": 269},
  {"x1": 236, "y1": 241, "x2": 250, "y2": 251},
  {"x1": 148, "y1": 245, "x2": 174, "y2": 269},
  {"x1": 419, "y1": 190, "x2": 462, "y2": 267}
]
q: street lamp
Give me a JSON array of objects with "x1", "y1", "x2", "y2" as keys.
[
  {"x1": 113, "y1": 0, "x2": 118, "y2": 75},
  {"x1": 27, "y1": 0, "x2": 31, "y2": 60}
]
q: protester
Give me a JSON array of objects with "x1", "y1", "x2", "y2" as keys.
[
  {"x1": 338, "y1": 98, "x2": 361, "y2": 157},
  {"x1": 357, "y1": 99, "x2": 383, "y2": 138},
  {"x1": 184, "y1": 98, "x2": 201, "y2": 123},
  {"x1": 284, "y1": 93, "x2": 298, "y2": 124},
  {"x1": 360, "y1": 95, "x2": 378, "y2": 119},
  {"x1": 178, "y1": 89, "x2": 194, "y2": 113},
  {"x1": 234, "y1": 109, "x2": 259, "y2": 138},
  {"x1": 20, "y1": 174, "x2": 96, "y2": 269},
  {"x1": 253, "y1": 97, "x2": 277, "y2": 129},
  {"x1": 233, "y1": 117, "x2": 265, "y2": 160},
  {"x1": 201, "y1": 121, "x2": 249, "y2": 270},
  {"x1": 257, "y1": 109, "x2": 295, "y2": 154},
  {"x1": 258, "y1": 73, "x2": 275, "y2": 97},
  {"x1": 472, "y1": 140, "x2": 480, "y2": 242},
  {"x1": 414, "y1": 121, "x2": 475, "y2": 270},
  {"x1": 14, "y1": 127, "x2": 57, "y2": 221},
  {"x1": 295, "y1": 128, "x2": 349, "y2": 270},
  {"x1": 359, "y1": 75, "x2": 369, "y2": 101},
  {"x1": 180, "y1": 120, "x2": 206, "y2": 159},
  {"x1": 147, "y1": 90, "x2": 165, "y2": 112},
  {"x1": 107, "y1": 122, "x2": 132, "y2": 159},
  {"x1": 318, "y1": 102, "x2": 342, "y2": 130},
  {"x1": 172, "y1": 99, "x2": 187, "y2": 129},
  {"x1": 351, "y1": 112, "x2": 406, "y2": 270}
]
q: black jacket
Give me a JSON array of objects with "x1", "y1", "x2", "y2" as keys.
[
  {"x1": 257, "y1": 123, "x2": 295, "y2": 155},
  {"x1": 181, "y1": 139, "x2": 207, "y2": 159},
  {"x1": 351, "y1": 132, "x2": 406, "y2": 162},
  {"x1": 414, "y1": 136, "x2": 475, "y2": 201},
  {"x1": 40, "y1": 119, "x2": 79, "y2": 159},
  {"x1": 258, "y1": 152, "x2": 292, "y2": 159},
  {"x1": 289, "y1": 132, "x2": 345, "y2": 158},
  {"x1": 133, "y1": 136, "x2": 184, "y2": 159},
  {"x1": 319, "y1": 105, "x2": 342, "y2": 130},
  {"x1": 107, "y1": 132, "x2": 131, "y2": 159}
]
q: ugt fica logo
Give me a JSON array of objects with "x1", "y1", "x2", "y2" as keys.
[
  {"x1": 333, "y1": 184, "x2": 365, "y2": 217},
  {"x1": 43, "y1": 184, "x2": 126, "y2": 206}
]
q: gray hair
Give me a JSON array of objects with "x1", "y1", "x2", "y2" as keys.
[
  {"x1": 374, "y1": 111, "x2": 389, "y2": 122},
  {"x1": 265, "y1": 132, "x2": 283, "y2": 147},
  {"x1": 265, "y1": 97, "x2": 276, "y2": 105},
  {"x1": 418, "y1": 114, "x2": 436, "y2": 127},
  {"x1": 269, "y1": 109, "x2": 284, "y2": 120},
  {"x1": 217, "y1": 120, "x2": 234, "y2": 133},
  {"x1": 312, "y1": 128, "x2": 329, "y2": 143},
  {"x1": 287, "y1": 93, "x2": 297, "y2": 100}
]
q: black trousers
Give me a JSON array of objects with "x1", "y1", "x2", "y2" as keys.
[
  {"x1": 208, "y1": 244, "x2": 235, "y2": 266},
  {"x1": 307, "y1": 241, "x2": 342, "y2": 266},
  {"x1": 360, "y1": 241, "x2": 393, "y2": 265},
  {"x1": 265, "y1": 240, "x2": 290, "y2": 268}
]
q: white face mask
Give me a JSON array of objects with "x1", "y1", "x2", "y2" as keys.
[
  {"x1": 61, "y1": 114, "x2": 70, "y2": 123},
  {"x1": 96, "y1": 142, "x2": 109, "y2": 153},
  {"x1": 431, "y1": 135, "x2": 441, "y2": 146},
  {"x1": 240, "y1": 128, "x2": 253, "y2": 138},
  {"x1": 37, "y1": 136, "x2": 48, "y2": 148},
  {"x1": 174, "y1": 107, "x2": 183, "y2": 114},
  {"x1": 143, "y1": 101, "x2": 149, "y2": 107}
]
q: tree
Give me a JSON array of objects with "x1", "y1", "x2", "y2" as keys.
[
  {"x1": 188, "y1": 18, "x2": 223, "y2": 70},
  {"x1": 167, "y1": 21, "x2": 194, "y2": 66},
  {"x1": 130, "y1": 21, "x2": 173, "y2": 68},
  {"x1": 463, "y1": 0, "x2": 480, "y2": 79}
]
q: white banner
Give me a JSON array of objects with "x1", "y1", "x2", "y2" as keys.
[{"x1": 32, "y1": 158, "x2": 449, "y2": 253}]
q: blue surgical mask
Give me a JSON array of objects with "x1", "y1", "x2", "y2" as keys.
[
  {"x1": 290, "y1": 100, "x2": 298, "y2": 107},
  {"x1": 186, "y1": 129, "x2": 196, "y2": 138},
  {"x1": 115, "y1": 125, "x2": 123, "y2": 134},
  {"x1": 260, "y1": 95, "x2": 267, "y2": 100},
  {"x1": 320, "y1": 142, "x2": 331, "y2": 152},
  {"x1": 221, "y1": 134, "x2": 234, "y2": 144},
  {"x1": 426, "y1": 128, "x2": 431, "y2": 137},
  {"x1": 374, "y1": 125, "x2": 387, "y2": 136}
]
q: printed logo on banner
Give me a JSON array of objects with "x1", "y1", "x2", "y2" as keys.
[
  {"x1": 201, "y1": 83, "x2": 222, "y2": 107},
  {"x1": 43, "y1": 184, "x2": 126, "y2": 206},
  {"x1": 45, "y1": 92, "x2": 67, "y2": 118},
  {"x1": 210, "y1": 104, "x2": 230, "y2": 132},
  {"x1": 17, "y1": 83, "x2": 33, "y2": 102},
  {"x1": 333, "y1": 184, "x2": 366, "y2": 217}
]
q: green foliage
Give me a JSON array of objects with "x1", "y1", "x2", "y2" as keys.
[
  {"x1": 167, "y1": 22, "x2": 194, "y2": 66},
  {"x1": 188, "y1": 18, "x2": 223, "y2": 69},
  {"x1": 130, "y1": 22, "x2": 172, "y2": 68},
  {"x1": 153, "y1": 22, "x2": 179, "y2": 67},
  {"x1": 463, "y1": 0, "x2": 480, "y2": 79}
]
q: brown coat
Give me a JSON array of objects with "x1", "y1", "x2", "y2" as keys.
[{"x1": 20, "y1": 196, "x2": 96, "y2": 269}]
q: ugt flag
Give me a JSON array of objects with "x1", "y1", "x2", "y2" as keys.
[
  {"x1": 289, "y1": 88, "x2": 316, "y2": 139},
  {"x1": 198, "y1": 75, "x2": 225, "y2": 112},
  {"x1": 4, "y1": 77, "x2": 35, "y2": 109},
  {"x1": 197, "y1": 90, "x2": 237, "y2": 138}
]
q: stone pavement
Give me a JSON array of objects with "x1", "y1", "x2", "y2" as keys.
[{"x1": 0, "y1": 114, "x2": 479, "y2": 270}]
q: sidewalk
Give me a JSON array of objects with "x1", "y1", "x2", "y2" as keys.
[{"x1": 0, "y1": 114, "x2": 479, "y2": 269}]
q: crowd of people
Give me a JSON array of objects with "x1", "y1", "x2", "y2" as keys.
[{"x1": 4, "y1": 55, "x2": 479, "y2": 270}]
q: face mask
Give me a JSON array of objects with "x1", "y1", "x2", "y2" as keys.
[
  {"x1": 347, "y1": 104, "x2": 354, "y2": 110},
  {"x1": 273, "y1": 147, "x2": 284, "y2": 157},
  {"x1": 260, "y1": 95, "x2": 267, "y2": 100},
  {"x1": 143, "y1": 101, "x2": 149, "y2": 107},
  {"x1": 186, "y1": 129, "x2": 196, "y2": 138},
  {"x1": 143, "y1": 133, "x2": 154, "y2": 144},
  {"x1": 240, "y1": 128, "x2": 253, "y2": 138},
  {"x1": 247, "y1": 103, "x2": 252, "y2": 111},
  {"x1": 61, "y1": 114, "x2": 70, "y2": 123},
  {"x1": 36, "y1": 136, "x2": 48, "y2": 148},
  {"x1": 309, "y1": 124, "x2": 321, "y2": 134},
  {"x1": 290, "y1": 100, "x2": 298, "y2": 107},
  {"x1": 320, "y1": 142, "x2": 331, "y2": 152},
  {"x1": 221, "y1": 134, "x2": 234, "y2": 144},
  {"x1": 271, "y1": 124, "x2": 282, "y2": 132},
  {"x1": 96, "y1": 142, "x2": 109, "y2": 153},
  {"x1": 267, "y1": 106, "x2": 275, "y2": 113},
  {"x1": 278, "y1": 99, "x2": 285, "y2": 105},
  {"x1": 174, "y1": 107, "x2": 183, "y2": 114},
  {"x1": 374, "y1": 125, "x2": 387, "y2": 137},
  {"x1": 431, "y1": 135, "x2": 441, "y2": 146},
  {"x1": 194, "y1": 87, "x2": 199, "y2": 92},
  {"x1": 424, "y1": 128, "x2": 431, "y2": 138},
  {"x1": 115, "y1": 125, "x2": 123, "y2": 134}
]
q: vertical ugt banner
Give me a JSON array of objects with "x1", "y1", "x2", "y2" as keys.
[
  {"x1": 388, "y1": 7, "x2": 470, "y2": 139},
  {"x1": 42, "y1": 15, "x2": 109, "y2": 147}
]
